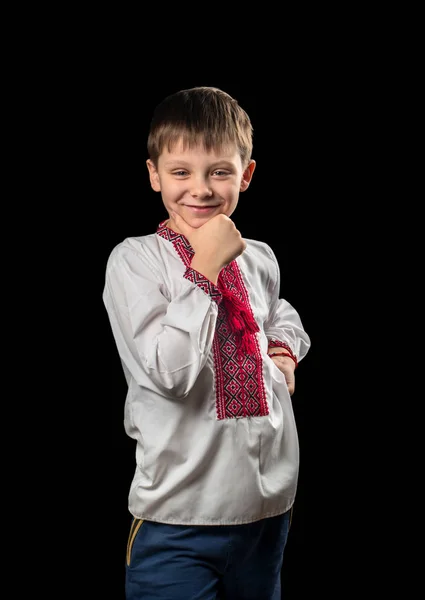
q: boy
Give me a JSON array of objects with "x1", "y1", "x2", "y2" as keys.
[{"x1": 103, "y1": 86, "x2": 311, "y2": 599}]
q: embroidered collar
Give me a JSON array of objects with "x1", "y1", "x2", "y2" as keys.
[{"x1": 156, "y1": 220, "x2": 194, "y2": 254}]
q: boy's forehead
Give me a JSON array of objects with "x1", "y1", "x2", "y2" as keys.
[{"x1": 160, "y1": 140, "x2": 240, "y2": 163}]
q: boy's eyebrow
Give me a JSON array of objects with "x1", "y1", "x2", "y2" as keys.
[
  {"x1": 210, "y1": 161, "x2": 236, "y2": 169},
  {"x1": 163, "y1": 160, "x2": 192, "y2": 167},
  {"x1": 163, "y1": 160, "x2": 236, "y2": 168}
]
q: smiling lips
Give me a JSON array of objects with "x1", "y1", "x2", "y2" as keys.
[{"x1": 185, "y1": 205, "x2": 219, "y2": 213}]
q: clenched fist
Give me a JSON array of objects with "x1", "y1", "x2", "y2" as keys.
[{"x1": 171, "y1": 212, "x2": 246, "y2": 284}]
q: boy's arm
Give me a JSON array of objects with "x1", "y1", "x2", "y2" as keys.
[
  {"x1": 263, "y1": 244, "x2": 311, "y2": 365},
  {"x1": 103, "y1": 244, "x2": 222, "y2": 399}
]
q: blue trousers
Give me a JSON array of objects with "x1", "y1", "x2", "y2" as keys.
[{"x1": 126, "y1": 509, "x2": 292, "y2": 599}]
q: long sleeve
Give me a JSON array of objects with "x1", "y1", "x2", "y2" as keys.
[
  {"x1": 263, "y1": 245, "x2": 311, "y2": 362},
  {"x1": 103, "y1": 241, "x2": 221, "y2": 398}
]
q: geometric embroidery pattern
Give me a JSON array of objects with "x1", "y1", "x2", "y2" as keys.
[{"x1": 184, "y1": 267, "x2": 222, "y2": 304}]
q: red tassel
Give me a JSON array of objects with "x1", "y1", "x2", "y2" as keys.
[{"x1": 220, "y1": 286, "x2": 259, "y2": 354}]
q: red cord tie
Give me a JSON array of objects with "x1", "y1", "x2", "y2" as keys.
[{"x1": 219, "y1": 286, "x2": 259, "y2": 355}]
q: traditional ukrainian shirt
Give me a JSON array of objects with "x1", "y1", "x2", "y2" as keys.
[{"x1": 102, "y1": 221, "x2": 311, "y2": 525}]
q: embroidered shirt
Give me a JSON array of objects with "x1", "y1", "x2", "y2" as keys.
[{"x1": 103, "y1": 222, "x2": 311, "y2": 525}]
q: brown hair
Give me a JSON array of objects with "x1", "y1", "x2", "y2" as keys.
[{"x1": 147, "y1": 87, "x2": 253, "y2": 167}]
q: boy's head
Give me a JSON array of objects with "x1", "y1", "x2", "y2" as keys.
[
  {"x1": 147, "y1": 86, "x2": 253, "y2": 169},
  {"x1": 146, "y1": 87, "x2": 256, "y2": 232}
]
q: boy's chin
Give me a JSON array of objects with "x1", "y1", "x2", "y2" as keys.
[
  {"x1": 186, "y1": 215, "x2": 217, "y2": 230},
  {"x1": 187, "y1": 217, "x2": 210, "y2": 227},
  {"x1": 168, "y1": 212, "x2": 217, "y2": 232}
]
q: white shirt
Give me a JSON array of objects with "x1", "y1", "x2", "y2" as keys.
[{"x1": 103, "y1": 221, "x2": 311, "y2": 525}]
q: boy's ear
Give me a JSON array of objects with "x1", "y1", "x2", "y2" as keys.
[
  {"x1": 146, "y1": 159, "x2": 161, "y2": 192},
  {"x1": 240, "y1": 160, "x2": 256, "y2": 192}
]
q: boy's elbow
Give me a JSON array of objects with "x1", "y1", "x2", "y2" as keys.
[{"x1": 145, "y1": 369, "x2": 198, "y2": 400}]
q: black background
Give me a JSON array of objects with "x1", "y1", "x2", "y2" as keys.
[
  {"x1": 10, "y1": 11, "x2": 413, "y2": 595},
  {"x1": 25, "y1": 57, "x2": 365, "y2": 597}
]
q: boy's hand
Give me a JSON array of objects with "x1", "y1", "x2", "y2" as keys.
[
  {"x1": 269, "y1": 352, "x2": 296, "y2": 396},
  {"x1": 171, "y1": 212, "x2": 246, "y2": 284}
]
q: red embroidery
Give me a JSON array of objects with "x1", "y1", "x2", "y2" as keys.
[
  {"x1": 184, "y1": 267, "x2": 222, "y2": 304},
  {"x1": 157, "y1": 221, "x2": 268, "y2": 420}
]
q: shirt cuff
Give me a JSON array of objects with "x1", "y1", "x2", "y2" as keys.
[
  {"x1": 184, "y1": 267, "x2": 223, "y2": 305},
  {"x1": 267, "y1": 338, "x2": 297, "y2": 362}
]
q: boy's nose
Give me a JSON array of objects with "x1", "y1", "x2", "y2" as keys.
[{"x1": 190, "y1": 180, "x2": 213, "y2": 199}]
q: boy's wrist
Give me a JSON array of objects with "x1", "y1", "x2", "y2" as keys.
[
  {"x1": 190, "y1": 257, "x2": 221, "y2": 286},
  {"x1": 267, "y1": 348, "x2": 298, "y2": 369}
]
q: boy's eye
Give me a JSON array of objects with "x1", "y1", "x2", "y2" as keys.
[
  {"x1": 212, "y1": 170, "x2": 229, "y2": 176},
  {"x1": 173, "y1": 170, "x2": 188, "y2": 176}
]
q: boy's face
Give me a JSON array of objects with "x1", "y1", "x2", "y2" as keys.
[{"x1": 146, "y1": 140, "x2": 256, "y2": 233}]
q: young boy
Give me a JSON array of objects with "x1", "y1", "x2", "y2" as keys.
[{"x1": 103, "y1": 86, "x2": 311, "y2": 599}]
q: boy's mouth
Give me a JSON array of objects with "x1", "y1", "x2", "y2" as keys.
[{"x1": 185, "y1": 205, "x2": 219, "y2": 213}]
